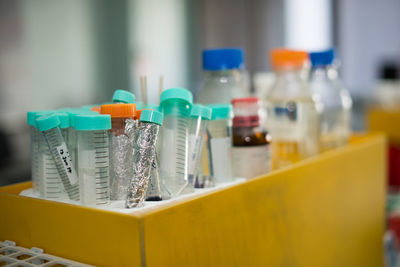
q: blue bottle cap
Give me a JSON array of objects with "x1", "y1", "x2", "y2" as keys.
[
  {"x1": 309, "y1": 49, "x2": 335, "y2": 67},
  {"x1": 36, "y1": 113, "x2": 60, "y2": 132},
  {"x1": 27, "y1": 110, "x2": 53, "y2": 126},
  {"x1": 209, "y1": 104, "x2": 233, "y2": 120},
  {"x1": 160, "y1": 88, "x2": 193, "y2": 106},
  {"x1": 140, "y1": 110, "x2": 163, "y2": 126},
  {"x1": 73, "y1": 114, "x2": 111, "y2": 131},
  {"x1": 112, "y1": 89, "x2": 136, "y2": 104},
  {"x1": 190, "y1": 104, "x2": 212, "y2": 120},
  {"x1": 203, "y1": 48, "x2": 244, "y2": 71}
]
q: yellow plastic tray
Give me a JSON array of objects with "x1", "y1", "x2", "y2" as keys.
[
  {"x1": 368, "y1": 107, "x2": 400, "y2": 145},
  {"x1": 0, "y1": 134, "x2": 386, "y2": 267}
]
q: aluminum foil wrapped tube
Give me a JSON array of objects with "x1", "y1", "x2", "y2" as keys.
[
  {"x1": 110, "y1": 119, "x2": 138, "y2": 200},
  {"x1": 126, "y1": 122, "x2": 160, "y2": 208}
]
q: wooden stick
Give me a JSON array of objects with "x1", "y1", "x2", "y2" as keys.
[
  {"x1": 158, "y1": 76, "x2": 164, "y2": 103},
  {"x1": 140, "y1": 76, "x2": 147, "y2": 105}
]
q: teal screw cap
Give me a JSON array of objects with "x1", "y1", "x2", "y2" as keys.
[
  {"x1": 56, "y1": 112, "x2": 70, "y2": 128},
  {"x1": 36, "y1": 113, "x2": 60, "y2": 132},
  {"x1": 136, "y1": 101, "x2": 144, "y2": 110},
  {"x1": 140, "y1": 110, "x2": 163, "y2": 126},
  {"x1": 160, "y1": 88, "x2": 193, "y2": 106},
  {"x1": 73, "y1": 114, "x2": 111, "y2": 131},
  {"x1": 209, "y1": 104, "x2": 233, "y2": 120},
  {"x1": 144, "y1": 104, "x2": 160, "y2": 112},
  {"x1": 190, "y1": 104, "x2": 212, "y2": 120},
  {"x1": 27, "y1": 110, "x2": 53, "y2": 126},
  {"x1": 112, "y1": 89, "x2": 136, "y2": 104}
]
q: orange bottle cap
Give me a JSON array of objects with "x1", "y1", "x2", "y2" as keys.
[
  {"x1": 100, "y1": 104, "x2": 136, "y2": 118},
  {"x1": 270, "y1": 48, "x2": 308, "y2": 70}
]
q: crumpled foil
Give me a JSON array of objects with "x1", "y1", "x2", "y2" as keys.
[
  {"x1": 126, "y1": 122, "x2": 159, "y2": 208},
  {"x1": 110, "y1": 119, "x2": 138, "y2": 200}
]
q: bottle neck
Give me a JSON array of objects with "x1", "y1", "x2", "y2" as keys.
[
  {"x1": 310, "y1": 65, "x2": 339, "y2": 81},
  {"x1": 274, "y1": 68, "x2": 306, "y2": 82}
]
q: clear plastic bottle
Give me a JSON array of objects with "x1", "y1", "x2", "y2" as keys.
[
  {"x1": 309, "y1": 49, "x2": 352, "y2": 151},
  {"x1": 100, "y1": 103, "x2": 137, "y2": 200},
  {"x1": 206, "y1": 104, "x2": 234, "y2": 183},
  {"x1": 159, "y1": 88, "x2": 193, "y2": 198},
  {"x1": 74, "y1": 114, "x2": 111, "y2": 206},
  {"x1": 188, "y1": 104, "x2": 211, "y2": 188},
  {"x1": 197, "y1": 48, "x2": 247, "y2": 105},
  {"x1": 232, "y1": 97, "x2": 270, "y2": 179},
  {"x1": 264, "y1": 49, "x2": 319, "y2": 170},
  {"x1": 35, "y1": 114, "x2": 80, "y2": 201}
]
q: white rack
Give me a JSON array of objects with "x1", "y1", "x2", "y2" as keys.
[{"x1": 0, "y1": 240, "x2": 93, "y2": 267}]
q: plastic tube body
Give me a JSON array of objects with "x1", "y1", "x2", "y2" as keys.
[
  {"x1": 41, "y1": 127, "x2": 79, "y2": 200},
  {"x1": 77, "y1": 130, "x2": 110, "y2": 205},
  {"x1": 30, "y1": 126, "x2": 40, "y2": 193},
  {"x1": 159, "y1": 101, "x2": 192, "y2": 198},
  {"x1": 188, "y1": 117, "x2": 208, "y2": 188}
]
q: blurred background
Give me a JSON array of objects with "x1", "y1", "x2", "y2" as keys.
[{"x1": 0, "y1": 0, "x2": 399, "y2": 185}]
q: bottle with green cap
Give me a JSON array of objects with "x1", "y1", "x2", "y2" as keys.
[
  {"x1": 35, "y1": 113, "x2": 80, "y2": 201},
  {"x1": 74, "y1": 114, "x2": 112, "y2": 206},
  {"x1": 205, "y1": 104, "x2": 234, "y2": 184},
  {"x1": 112, "y1": 89, "x2": 136, "y2": 104},
  {"x1": 126, "y1": 110, "x2": 163, "y2": 208},
  {"x1": 159, "y1": 87, "x2": 193, "y2": 198},
  {"x1": 187, "y1": 104, "x2": 212, "y2": 188}
]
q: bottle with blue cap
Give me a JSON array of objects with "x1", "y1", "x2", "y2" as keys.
[
  {"x1": 205, "y1": 104, "x2": 234, "y2": 184},
  {"x1": 309, "y1": 49, "x2": 352, "y2": 151},
  {"x1": 35, "y1": 113, "x2": 80, "y2": 201},
  {"x1": 197, "y1": 48, "x2": 247, "y2": 105},
  {"x1": 74, "y1": 114, "x2": 112, "y2": 206},
  {"x1": 159, "y1": 88, "x2": 193, "y2": 198},
  {"x1": 187, "y1": 104, "x2": 212, "y2": 188},
  {"x1": 126, "y1": 110, "x2": 163, "y2": 208}
]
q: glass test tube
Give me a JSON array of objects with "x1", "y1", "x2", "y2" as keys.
[
  {"x1": 126, "y1": 110, "x2": 163, "y2": 208},
  {"x1": 74, "y1": 114, "x2": 111, "y2": 206},
  {"x1": 188, "y1": 104, "x2": 211, "y2": 188},
  {"x1": 159, "y1": 88, "x2": 193, "y2": 198},
  {"x1": 36, "y1": 114, "x2": 79, "y2": 201}
]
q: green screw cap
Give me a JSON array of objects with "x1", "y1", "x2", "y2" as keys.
[
  {"x1": 73, "y1": 114, "x2": 111, "y2": 131},
  {"x1": 209, "y1": 104, "x2": 233, "y2": 120},
  {"x1": 56, "y1": 112, "x2": 70, "y2": 128},
  {"x1": 140, "y1": 110, "x2": 163, "y2": 126},
  {"x1": 27, "y1": 110, "x2": 53, "y2": 126},
  {"x1": 144, "y1": 104, "x2": 160, "y2": 112},
  {"x1": 112, "y1": 89, "x2": 136, "y2": 104},
  {"x1": 36, "y1": 113, "x2": 60, "y2": 132},
  {"x1": 190, "y1": 104, "x2": 212, "y2": 120},
  {"x1": 160, "y1": 88, "x2": 193, "y2": 106}
]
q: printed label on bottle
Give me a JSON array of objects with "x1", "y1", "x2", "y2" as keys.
[
  {"x1": 210, "y1": 137, "x2": 233, "y2": 183},
  {"x1": 232, "y1": 145, "x2": 270, "y2": 179},
  {"x1": 56, "y1": 143, "x2": 78, "y2": 185}
]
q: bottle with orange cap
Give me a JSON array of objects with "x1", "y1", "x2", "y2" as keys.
[
  {"x1": 264, "y1": 49, "x2": 319, "y2": 170},
  {"x1": 100, "y1": 103, "x2": 137, "y2": 200}
]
